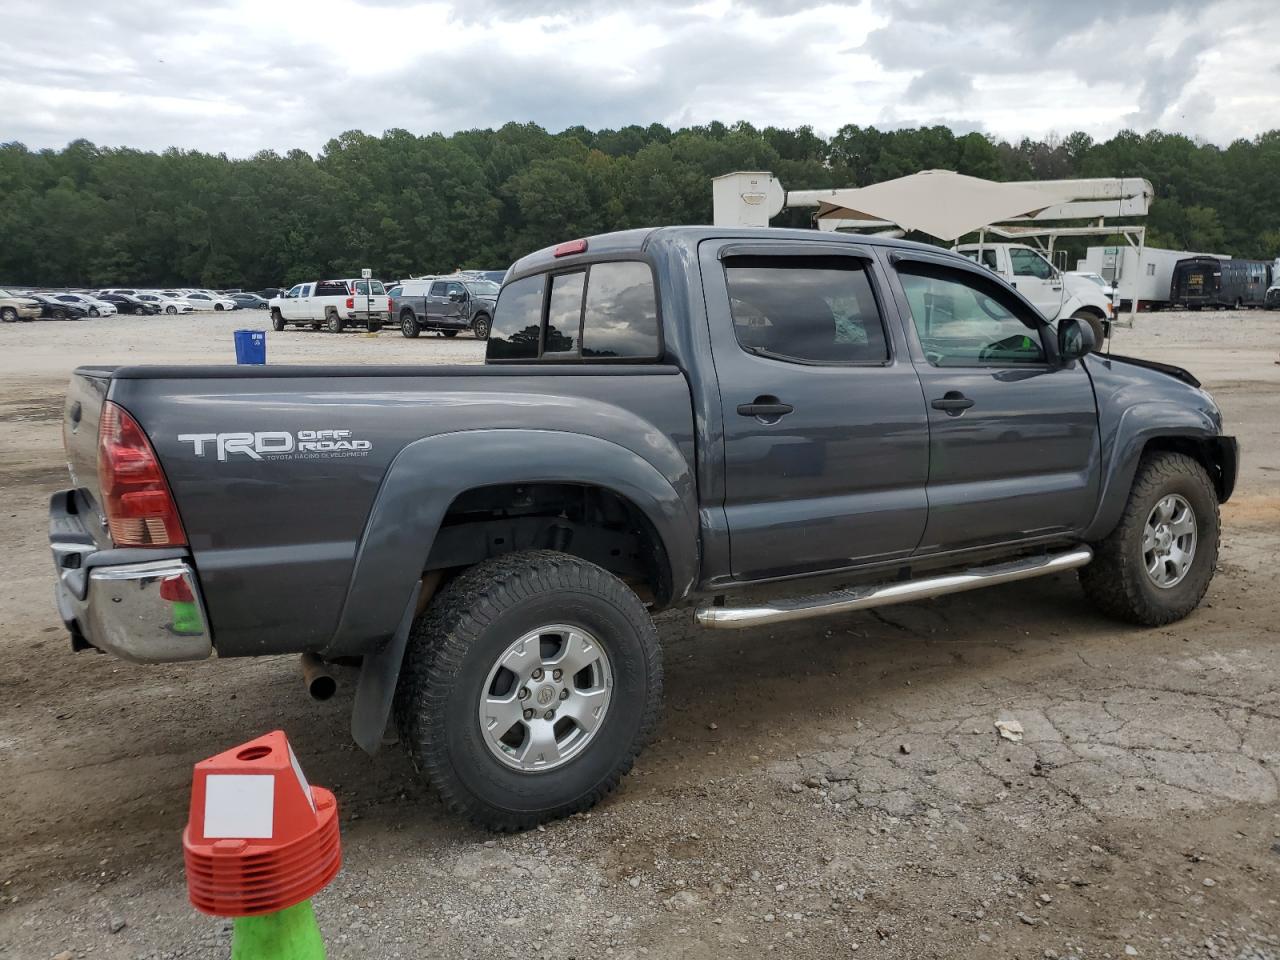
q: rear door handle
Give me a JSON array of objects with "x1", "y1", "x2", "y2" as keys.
[
  {"x1": 737, "y1": 397, "x2": 793, "y2": 419},
  {"x1": 931, "y1": 392, "x2": 974, "y2": 414}
]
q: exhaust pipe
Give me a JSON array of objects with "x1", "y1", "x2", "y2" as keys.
[
  {"x1": 695, "y1": 547, "x2": 1093, "y2": 629},
  {"x1": 300, "y1": 652, "x2": 337, "y2": 701}
]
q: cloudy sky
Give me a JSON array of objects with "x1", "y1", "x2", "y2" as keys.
[{"x1": 3, "y1": 0, "x2": 1277, "y2": 156}]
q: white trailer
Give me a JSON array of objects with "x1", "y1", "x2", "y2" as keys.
[{"x1": 1076, "y1": 245, "x2": 1229, "y2": 311}]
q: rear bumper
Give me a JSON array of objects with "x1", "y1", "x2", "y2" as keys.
[
  {"x1": 344, "y1": 311, "x2": 390, "y2": 322},
  {"x1": 49, "y1": 490, "x2": 212, "y2": 663}
]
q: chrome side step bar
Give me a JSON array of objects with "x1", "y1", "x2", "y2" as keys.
[{"x1": 694, "y1": 547, "x2": 1093, "y2": 629}]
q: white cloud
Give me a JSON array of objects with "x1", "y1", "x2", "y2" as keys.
[{"x1": 0, "y1": 0, "x2": 1275, "y2": 156}]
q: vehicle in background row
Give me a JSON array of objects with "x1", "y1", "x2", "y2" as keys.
[
  {"x1": 1075, "y1": 245, "x2": 1229, "y2": 312},
  {"x1": 135, "y1": 293, "x2": 194, "y2": 315},
  {"x1": 0, "y1": 288, "x2": 41, "y2": 322},
  {"x1": 54, "y1": 293, "x2": 117, "y2": 317},
  {"x1": 1066, "y1": 271, "x2": 1118, "y2": 309},
  {"x1": 98, "y1": 288, "x2": 142, "y2": 298},
  {"x1": 954, "y1": 242, "x2": 1113, "y2": 341},
  {"x1": 100, "y1": 294, "x2": 159, "y2": 316},
  {"x1": 229, "y1": 292, "x2": 269, "y2": 310},
  {"x1": 458, "y1": 269, "x2": 508, "y2": 284},
  {"x1": 1171, "y1": 257, "x2": 1274, "y2": 309},
  {"x1": 51, "y1": 226, "x2": 1237, "y2": 831},
  {"x1": 27, "y1": 294, "x2": 91, "y2": 320},
  {"x1": 257, "y1": 287, "x2": 287, "y2": 300},
  {"x1": 269, "y1": 278, "x2": 389, "y2": 333},
  {"x1": 394, "y1": 276, "x2": 495, "y2": 339},
  {"x1": 179, "y1": 291, "x2": 238, "y2": 311}
]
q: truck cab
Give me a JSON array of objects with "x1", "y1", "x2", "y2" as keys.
[{"x1": 954, "y1": 242, "x2": 1112, "y2": 339}]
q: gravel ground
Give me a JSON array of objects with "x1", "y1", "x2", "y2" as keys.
[{"x1": 0, "y1": 310, "x2": 1278, "y2": 960}]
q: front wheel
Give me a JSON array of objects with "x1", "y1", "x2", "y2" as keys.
[
  {"x1": 165, "y1": 305, "x2": 177, "y2": 315},
  {"x1": 134, "y1": 306, "x2": 147, "y2": 316},
  {"x1": 1079, "y1": 451, "x2": 1219, "y2": 626},
  {"x1": 214, "y1": 303, "x2": 225, "y2": 311},
  {"x1": 52, "y1": 309, "x2": 67, "y2": 320},
  {"x1": 0, "y1": 307, "x2": 16, "y2": 323},
  {"x1": 89, "y1": 307, "x2": 99, "y2": 317},
  {"x1": 1071, "y1": 309, "x2": 1106, "y2": 346},
  {"x1": 395, "y1": 551, "x2": 663, "y2": 831},
  {"x1": 271, "y1": 309, "x2": 286, "y2": 332},
  {"x1": 472, "y1": 314, "x2": 491, "y2": 340}
]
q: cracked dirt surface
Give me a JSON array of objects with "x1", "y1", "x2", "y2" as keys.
[{"x1": 0, "y1": 311, "x2": 1277, "y2": 959}]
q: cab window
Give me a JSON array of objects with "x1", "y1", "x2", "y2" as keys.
[
  {"x1": 1009, "y1": 248, "x2": 1054, "y2": 280},
  {"x1": 898, "y1": 264, "x2": 1045, "y2": 366},
  {"x1": 487, "y1": 274, "x2": 545, "y2": 360}
]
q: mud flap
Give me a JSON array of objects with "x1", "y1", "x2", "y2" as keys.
[{"x1": 350, "y1": 581, "x2": 421, "y2": 755}]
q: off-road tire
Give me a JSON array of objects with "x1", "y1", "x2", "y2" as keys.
[
  {"x1": 400, "y1": 311, "x2": 420, "y2": 338},
  {"x1": 441, "y1": 329, "x2": 459, "y2": 338},
  {"x1": 394, "y1": 550, "x2": 663, "y2": 831},
  {"x1": 270, "y1": 309, "x2": 286, "y2": 332},
  {"x1": 325, "y1": 309, "x2": 343, "y2": 333},
  {"x1": 472, "y1": 314, "x2": 491, "y2": 340},
  {"x1": 0, "y1": 307, "x2": 16, "y2": 323},
  {"x1": 1079, "y1": 451, "x2": 1219, "y2": 626}
]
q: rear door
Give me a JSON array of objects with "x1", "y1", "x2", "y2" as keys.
[
  {"x1": 444, "y1": 281, "x2": 468, "y2": 325},
  {"x1": 425, "y1": 281, "x2": 449, "y2": 324},
  {"x1": 699, "y1": 240, "x2": 931, "y2": 581},
  {"x1": 885, "y1": 252, "x2": 1100, "y2": 552}
]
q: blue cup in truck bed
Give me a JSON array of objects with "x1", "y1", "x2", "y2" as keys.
[{"x1": 234, "y1": 329, "x2": 266, "y2": 365}]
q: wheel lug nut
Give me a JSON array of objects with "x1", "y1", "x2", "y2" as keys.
[
  {"x1": 531, "y1": 668, "x2": 544, "y2": 681},
  {"x1": 552, "y1": 669, "x2": 562, "y2": 681},
  {"x1": 518, "y1": 687, "x2": 530, "y2": 700},
  {"x1": 523, "y1": 708, "x2": 534, "y2": 720},
  {"x1": 559, "y1": 689, "x2": 569, "y2": 700},
  {"x1": 543, "y1": 710, "x2": 555, "y2": 721}
]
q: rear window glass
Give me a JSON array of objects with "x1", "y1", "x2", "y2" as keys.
[
  {"x1": 488, "y1": 274, "x2": 546, "y2": 360},
  {"x1": 544, "y1": 272, "x2": 585, "y2": 356},
  {"x1": 354, "y1": 281, "x2": 385, "y2": 296},
  {"x1": 582, "y1": 262, "x2": 660, "y2": 359},
  {"x1": 316, "y1": 280, "x2": 348, "y2": 296}
]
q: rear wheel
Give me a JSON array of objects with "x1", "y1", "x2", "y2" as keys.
[
  {"x1": 472, "y1": 314, "x2": 491, "y2": 340},
  {"x1": 395, "y1": 551, "x2": 662, "y2": 831},
  {"x1": 326, "y1": 309, "x2": 344, "y2": 334},
  {"x1": 0, "y1": 307, "x2": 16, "y2": 323},
  {"x1": 1079, "y1": 451, "x2": 1219, "y2": 626},
  {"x1": 400, "y1": 311, "x2": 420, "y2": 338},
  {"x1": 271, "y1": 309, "x2": 286, "y2": 332}
]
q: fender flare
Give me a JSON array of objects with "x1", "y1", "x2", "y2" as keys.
[
  {"x1": 1083, "y1": 401, "x2": 1222, "y2": 541},
  {"x1": 324, "y1": 428, "x2": 699, "y2": 659}
]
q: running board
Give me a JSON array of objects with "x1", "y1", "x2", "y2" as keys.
[{"x1": 694, "y1": 547, "x2": 1093, "y2": 629}]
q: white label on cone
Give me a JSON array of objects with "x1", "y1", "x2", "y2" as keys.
[
  {"x1": 288, "y1": 741, "x2": 317, "y2": 812},
  {"x1": 203, "y1": 774, "x2": 275, "y2": 839}
]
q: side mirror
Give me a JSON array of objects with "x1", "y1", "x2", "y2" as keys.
[
  {"x1": 1058, "y1": 315, "x2": 1097, "y2": 361},
  {"x1": 449, "y1": 291, "x2": 465, "y2": 302}
]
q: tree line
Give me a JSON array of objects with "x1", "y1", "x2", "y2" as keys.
[{"x1": 2, "y1": 122, "x2": 1277, "y2": 289}]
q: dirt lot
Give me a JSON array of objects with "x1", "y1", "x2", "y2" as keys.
[{"x1": 1, "y1": 311, "x2": 1278, "y2": 960}]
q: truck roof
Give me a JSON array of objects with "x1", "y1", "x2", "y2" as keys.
[{"x1": 508, "y1": 225, "x2": 963, "y2": 281}]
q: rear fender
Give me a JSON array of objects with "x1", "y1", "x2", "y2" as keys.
[{"x1": 324, "y1": 428, "x2": 698, "y2": 659}]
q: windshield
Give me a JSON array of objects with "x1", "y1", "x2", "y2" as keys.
[{"x1": 464, "y1": 280, "x2": 500, "y2": 296}]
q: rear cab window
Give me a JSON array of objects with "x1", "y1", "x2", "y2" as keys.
[{"x1": 487, "y1": 260, "x2": 660, "y2": 363}]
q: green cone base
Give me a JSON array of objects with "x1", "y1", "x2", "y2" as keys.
[{"x1": 230, "y1": 899, "x2": 326, "y2": 960}]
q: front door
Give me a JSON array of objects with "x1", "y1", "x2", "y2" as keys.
[
  {"x1": 700, "y1": 240, "x2": 931, "y2": 581},
  {"x1": 1007, "y1": 246, "x2": 1065, "y2": 320},
  {"x1": 886, "y1": 254, "x2": 1100, "y2": 552}
]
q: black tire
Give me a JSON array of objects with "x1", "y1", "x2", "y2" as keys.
[
  {"x1": 326, "y1": 309, "x2": 343, "y2": 334},
  {"x1": 215, "y1": 303, "x2": 225, "y2": 311},
  {"x1": 134, "y1": 306, "x2": 146, "y2": 316},
  {"x1": 52, "y1": 308, "x2": 67, "y2": 320},
  {"x1": 472, "y1": 314, "x2": 491, "y2": 340},
  {"x1": 395, "y1": 550, "x2": 663, "y2": 831},
  {"x1": 400, "y1": 311, "x2": 420, "y2": 338},
  {"x1": 271, "y1": 309, "x2": 286, "y2": 332},
  {"x1": 441, "y1": 329, "x2": 459, "y2": 338},
  {"x1": 1079, "y1": 451, "x2": 1219, "y2": 626},
  {"x1": 88, "y1": 307, "x2": 99, "y2": 317},
  {"x1": 165, "y1": 305, "x2": 177, "y2": 315},
  {"x1": 0, "y1": 307, "x2": 16, "y2": 323},
  {"x1": 368, "y1": 320, "x2": 383, "y2": 333},
  {"x1": 1071, "y1": 309, "x2": 1105, "y2": 346}
]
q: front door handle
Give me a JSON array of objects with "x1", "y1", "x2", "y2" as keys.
[
  {"x1": 931, "y1": 392, "x2": 975, "y2": 414},
  {"x1": 737, "y1": 396, "x2": 794, "y2": 419}
]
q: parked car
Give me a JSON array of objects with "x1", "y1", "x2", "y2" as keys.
[
  {"x1": 27, "y1": 294, "x2": 91, "y2": 320},
  {"x1": 0, "y1": 287, "x2": 41, "y2": 322},
  {"x1": 135, "y1": 293, "x2": 194, "y2": 315},
  {"x1": 229, "y1": 292, "x2": 269, "y2": 310},
  {"x1": 179, "y1": 291, "x2": 238, "y2": 311},
  {"x1": 52, "y1": 293, "x2": 117, "y2": 317},
  {"x1": 49, "y1": 226, "x2": 1237, "y2": 831},
  {"x1": 954, "y1": 242, "x2": 1113, "y2": 341},
  {"x1": 100, "y1": 293, "x2": 159, "y2": 316},
  {"x1": 394, "y1": 276, "x2": 495, "y2": 339},
  {"x1": 98, "y1": 288, "x2": 142, "y2": 297},
  {"x1": 268, "y1": 278, "x2": 388, "y2": 332}
]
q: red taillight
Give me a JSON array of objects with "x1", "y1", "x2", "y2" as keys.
[
  {"x1": 98, "y1": 401, "x2": 186, "y2": 547},
  {"x1": 345, "y1": 296, "x2": 354, "y2": 309},
  {"x1": 386, "y1": 297, "x2": 392, "y2": 311},
  {"x1": 160, "y1": 574, "x2": 194, "y2": 602},
  {"x1": 554, "y1": 239, "x2": 588, "y2": 258}
]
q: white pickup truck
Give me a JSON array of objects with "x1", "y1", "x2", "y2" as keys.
[
  {"x1": 269, "y1": 278, "x2": 389, "y2": 333},
  {"x1": 954, "y1": 243, "x2": 1113, "y2": 340}
]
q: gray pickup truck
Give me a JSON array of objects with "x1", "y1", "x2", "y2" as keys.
[
  {"x1": 393, "y1": 275, "x2": 497, "y2": 339},
  {"x1": 50, "y1": 227, "x2": 1237, "y2": 830}
]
